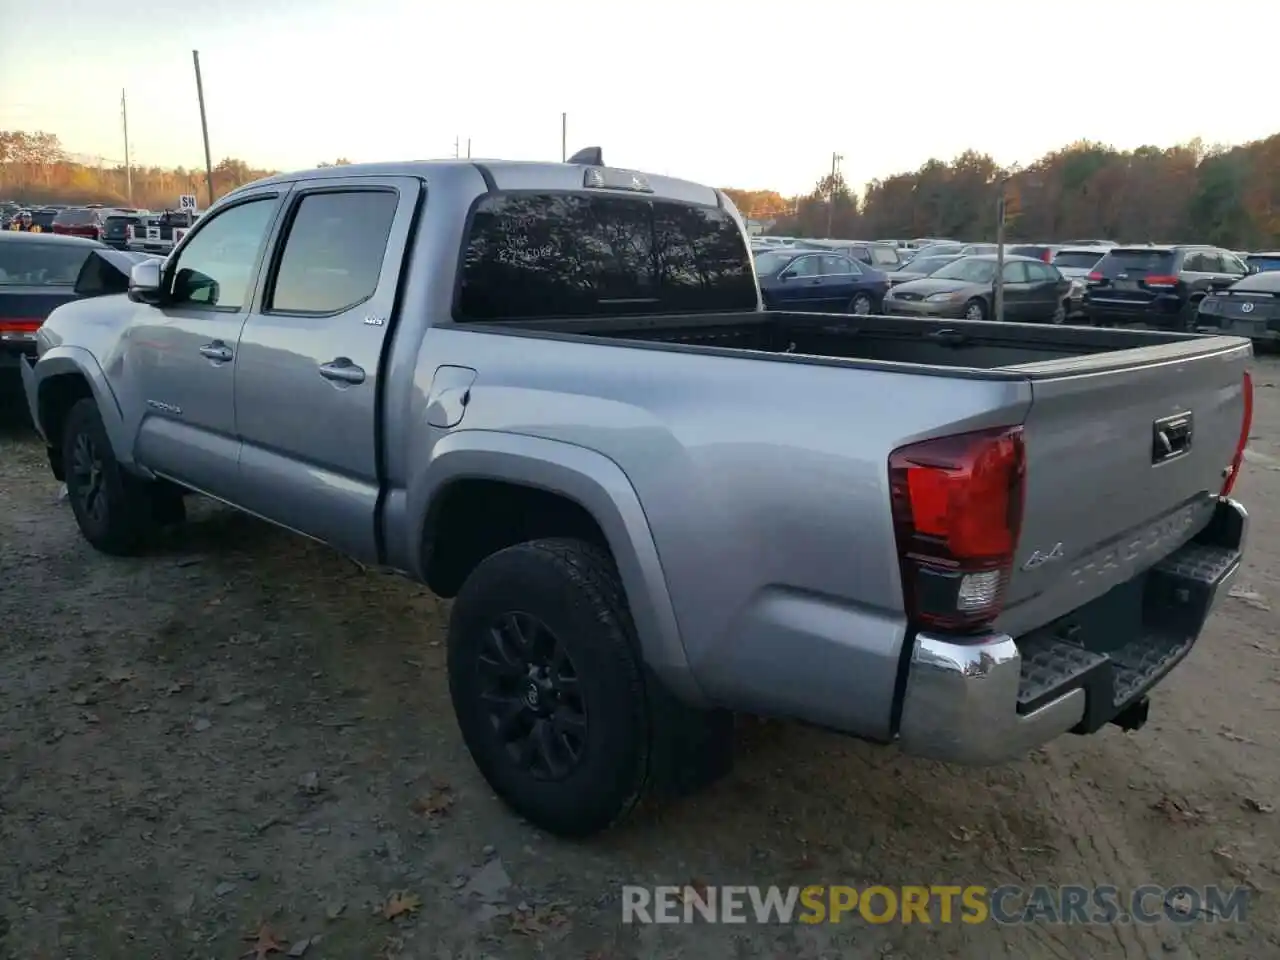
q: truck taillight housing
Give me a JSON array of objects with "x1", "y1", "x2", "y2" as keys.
[
  {"x1": 889, "y1": 425, "x2": 1026, "y2": 632},
  {"x1": 1220, "y1": 371, "x2": 1253, "y2": 497}
]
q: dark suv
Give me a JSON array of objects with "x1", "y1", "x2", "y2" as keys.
[{"x1": 1083, "y1": 245, "x2": 1250, "y2": 329}]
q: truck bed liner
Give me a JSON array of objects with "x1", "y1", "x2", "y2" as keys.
[{"x1": 507, "y1": 310, "x2": 1243, "y2": 375}]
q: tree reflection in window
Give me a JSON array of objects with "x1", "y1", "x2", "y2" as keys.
[{"x1": 457, "y1": 193, "x2": 757, "y2": 320}]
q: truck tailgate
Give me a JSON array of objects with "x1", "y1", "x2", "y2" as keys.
[{"x1": 998, "y1": 337, "x2": 1250, "y2": 638}]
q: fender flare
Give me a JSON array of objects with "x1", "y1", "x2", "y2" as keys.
[
  {"x1": 28, "y1": 347, "x2": 136, "y2": 467},
  {"x1": 407, "y1": 430, "x2": 705, "y2": 705}
]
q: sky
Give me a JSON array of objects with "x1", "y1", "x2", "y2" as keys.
[{"x1": 4, "y1": 0, "x2": 1280, "y2": 197}]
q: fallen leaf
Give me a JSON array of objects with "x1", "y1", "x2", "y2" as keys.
[
  {"x1": 1243, "y1": 797, "x2": 1276, "y2": 814},
  {"x1": 510, "y1": 903, "x2": 571, "y2": 936},
  {"x1": 242, "y1": 923, "x2": 285, "y2": 960},
  {"x1": 104, "y1": 668, "x2": 136, "y2": 684},
  {"x1": 1152, "y1": 795, "x2": 1203, "y2": 824},
  {"x1": 381, "y1": 891, "x2": 421, "y2": 921},
  {"x1": 1220, "y1": 729, "x2": 1257, "y2": 744},
  {"x1": 324, "y1": 900, "x2": 346, "y2": 920},
  {"x1": 410, "y1": 785, "x2": 455, "y2": 819},
  {"x1": 1227, "y1": 586, "x2": 1271, "y2": 611},
  {"x1": 949, "y1": 826, "x2": 975, "y2": 842}
]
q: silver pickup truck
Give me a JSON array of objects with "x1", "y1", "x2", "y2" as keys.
[{"x1": 20, "y1": 151, "x2": 1253, "y2": 838}]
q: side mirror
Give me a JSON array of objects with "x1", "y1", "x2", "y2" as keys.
[
  {"x1": 127, "y1": 259, "x2": 166, "y2": 304},
  {"x1": 779, "y1": 269, "x2": 796, "y2": 281}
]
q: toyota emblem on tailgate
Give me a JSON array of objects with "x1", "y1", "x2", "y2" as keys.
[{"x1": 1242, "y1": 302, "x2": 1255, "y2": 313}]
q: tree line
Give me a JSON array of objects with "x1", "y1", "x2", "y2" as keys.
[
  {"x1": 0, "y1": 131, "x2": 351, "y2": 211},
  {"x1": 5, "y1": 127, "x2": 1278, "y2": 248},
  {"x1": 726, "y1": 134, "x2": 1280, "y2": 248}
]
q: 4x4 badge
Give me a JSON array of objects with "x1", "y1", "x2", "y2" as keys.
[{"x1": 1022, "y1": 543, "x2": 1065, "y2": 571}]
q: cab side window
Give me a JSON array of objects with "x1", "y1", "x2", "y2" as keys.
[
  {"x1": 169, "y1": 198, "x2": 277, "y2": 310},
  {"x1": 268, "y1": 190, "x2": 399, "y2": 314}
]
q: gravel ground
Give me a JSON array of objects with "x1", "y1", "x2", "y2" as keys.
[{"x1": 2, "y1": 360, "x2": 1279, "y2": 960}]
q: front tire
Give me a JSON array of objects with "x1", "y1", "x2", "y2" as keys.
[
  {"x1": 849, "y1": 292, "x2": 873, "y2": 315},
  {"x1": 447, "y1": 538, "x2": 651, "y2": 838},
  {"x1": 1051, "y1": 300, "x2": 1067, "y2": 324},
  {"x1": 62, "y1": 398, "x2": 179, "y2": 555}
]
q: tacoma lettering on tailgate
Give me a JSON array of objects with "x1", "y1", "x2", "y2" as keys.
[{"x1": 1067, "y1": 504, "x2": 1200, "y2": 587}]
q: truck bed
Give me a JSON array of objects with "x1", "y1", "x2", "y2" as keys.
[{"x1": 509, "y1": 310, "x2": 1238, "y2": 375}]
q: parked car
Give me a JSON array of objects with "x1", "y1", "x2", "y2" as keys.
[
  {"x1": 1008, "y1": 243, "x2": 1060, "y2": 264},
  {"x1": 1061, "y1": 239, "x2": 1117, "y2": 247},
  {"x1": 883, "y1": 253, "x2": 962, "y2": 287},
  {"x1": 102, "y1": 213, "x2": 146, "y2": 250},
  {"x1": 755, "y1": 248, "x2": 889, "y2": 314},
  {"x1": 822, "y1": 240, "x2": 902, "y2": 270},
  {"x1": 51, "y1": 207, "x2": 110, "y2": 241},
  {"x1": 900, "y1": 241, "x2": 967, "y2": 266},
  {"x1": 28, "y1": 208, "x2": 59, "y2": 233},
  {"x1": 1052, "y1": 247, "x2": 1107, "y2": 320},
  {"x1": 127, "y1": 209, "x2": 197, "y2": 255},
  {"x1": 0, "y1": 232, "x2": 109, "y2": 402},
  {"x1": 1195, "y1": 268, "x2": 1280, "y2": 347},
  {"x1": 1244, "y1": 251, "x2": 1280, "y2": 273},
  {"x1": 884, "y1": 254, "x2": 1070, "y2": 322},
  {"x1": 1083, "y1": 245, "x2": 1249, "y2": 329},
  {"x1": 20, "y1": 152, "x2": 1252, "y2": 839}
]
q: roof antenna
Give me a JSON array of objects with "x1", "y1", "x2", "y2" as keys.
[{"x1": 566, "y1": 146, "x2": 603, "y2": 166}]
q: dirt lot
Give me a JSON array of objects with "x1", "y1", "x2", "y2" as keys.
[{"x1": 2, "y1": 362, "x2": 1279, "y2": 960}]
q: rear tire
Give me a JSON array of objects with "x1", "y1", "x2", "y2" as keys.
[
  {"x1": 1051, "y1": 300, "x2": 1067, "y2": 324},
  {"x1": 964, "y1": 298, "x2": 987, "y2": 322},
  {"x1": 447, "y1": 538, "x2": 652, "y2": 837},
  {"x1": 62, "y1": 398, "x2": 177, "y2": 555}
]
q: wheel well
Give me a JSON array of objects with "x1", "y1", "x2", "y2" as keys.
[
  {"x1": 37, "y1": 374, "x2": 93, "y2": 480},
  {"x1": 422, "y1": 479, "x2": 611, "y2": 598}
]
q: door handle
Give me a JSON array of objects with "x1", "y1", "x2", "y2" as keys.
[
  {"x1": 318, "y1": 357, "x2": 366, "y2": 385},
  {"x1": 199, "y1": 341, "x2": 233, "y2": 362}
]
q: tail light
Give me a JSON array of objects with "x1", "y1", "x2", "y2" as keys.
[
  {"x1": 1143, "y1": 274, "x2": 1179, "y2": 289},
  {"x1": 1041, "y1": 250, "x2": 1052, "y2": 262},
  {"x1": 1221, "y1": 371, "x2": 1253, "y2": 497},
  {"x1": 1087, "y1": 271, "x2": 1104, "y2": 282},
  {"x1": 889, "y1": 426, "x2": 1026, "y2": 632},
  {"x1": 0, "y1": 318, "x2": 42, "y2": 343}
]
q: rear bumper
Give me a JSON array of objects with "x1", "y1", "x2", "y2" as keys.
[
  {"x1": 883, "y1": 299, "x2": 967, "y2": 319},
  {"x1": 897, "y1": 497, "x2": 1246, "y2": 764}
]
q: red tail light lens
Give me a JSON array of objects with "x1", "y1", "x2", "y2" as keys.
[
  {"x1": 1042, "y1": 250, "x2": 1052, "y2": 262},
  {"x1": 889, "y1": 425, "x2": 1026, "y2": 632},
  {"x1": 1087, "y1": 271, "x2": 1104, "y2": 281},
  {"x1": 1221, "y1": 371, "x2": 1253, "y2": 497},
  {"x1": 0, "y1": 319, "x2": 42, "y2": 334},
  {"x1": 1143, "y1": 274, "x2": 1179, "y2": 288}
]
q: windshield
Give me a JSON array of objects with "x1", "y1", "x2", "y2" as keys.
[
  {"x1": 1053, "y1": 251, "x2": 1104, "y2": 269},
  {"x1": 0, "y1": 241, "x2": 95, "y2": 285},
  {"x1": 1096, "y1": 249, "x2": 1175, "y2": 276},
  {"x1": 52, "y1": 208, "x2": 98, "y2": 226},
  {"x1": 901, "y1": 256, "x2": 954, "y2": 275},
  {"x1": 1246, "y1": 256, "x2": 1280, "y2": 273},
  {"x1": 754, "y1": 251, "x2": 796, "y2": 276},
  {"x1": 1228, "y1": 271, "x2": 1280, "y2": 293},
  {"x1": 929, "y1": 258, "x2": 997, "y2": 283}
]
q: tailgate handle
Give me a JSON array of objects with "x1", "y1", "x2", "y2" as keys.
[{"x1": 1152, "y1": 413, "x2": 1193, "y2": 464}]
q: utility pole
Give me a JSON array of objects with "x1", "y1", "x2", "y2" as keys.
[
  {"x1": 120, "y1": 89, "x2": 132, "y2": 203},
  {"x1": 561, "y1": 112, "x2": 567, "y2": 162},
  {"x1": 826, "y1": 152, "x2": 843, "y2": 238},
  {"x1": 466, "y1": 138, "x2": 471, "y2": 159},
  {"x1": 192, "y1": 51, "x2": 215, "y2": 207},
  {"x1": 993, "y1": 175, "x2": 1009, "y2": 323}
]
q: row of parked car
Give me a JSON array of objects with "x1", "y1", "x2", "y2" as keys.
[
  {"x1": 749, "y1": 234, "x2": 1280, "y2": 343},
  {"x1": 2, "y1": 201, "x2": 198, "y2": 255}
]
